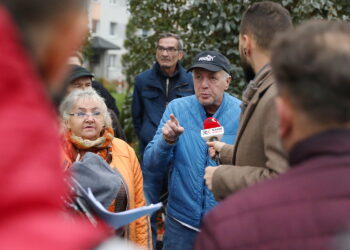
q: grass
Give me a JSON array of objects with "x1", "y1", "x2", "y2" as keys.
[{"x1": 111, "y1": 91, "x2": 126, "y2": 111}]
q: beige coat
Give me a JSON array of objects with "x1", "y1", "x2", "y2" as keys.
[{"x1": 212, "y1": 65, "x2": 288, "y2": 200}]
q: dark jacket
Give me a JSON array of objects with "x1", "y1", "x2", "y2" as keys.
[
  {"x1": 92, "y1": 80, "x2": 126, "y2": 141},
  {"x1": 195, "y1": 129, "x2": 350, "y2": 250},
  {"x1": 92, "y1": 80, "x2": 120, "y2": 117},
  {"x1": 132, "y1": 62, "x2": 194, "y2": 156}
]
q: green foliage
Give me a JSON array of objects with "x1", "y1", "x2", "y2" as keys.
[
  {"x1": 111, "y1": 92, "x2": 126, "y2": 112},
  {"x1": 82, "y1": 31, "x2": 94, "y2": 63},
  {"x1": 121, "y1": 0, "x2": 350, "y2": 143}
]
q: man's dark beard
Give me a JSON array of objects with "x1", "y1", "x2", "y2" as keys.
[{"x1": 240, "y1": 58, "x2": 256, "y2": 84}]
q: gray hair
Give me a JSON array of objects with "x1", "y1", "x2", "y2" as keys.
[
  {"x1": 59, "y1": 88, "x2": 112, "y2": 128},
  {"x1": 157, "y1": 33, "x2": 184, "y2": 51},
  {"x1": 222, "y1": 71, "x2": 231, "y2": 80}
]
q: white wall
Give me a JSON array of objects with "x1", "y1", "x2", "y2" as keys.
[{"x1": 89, "y1": 0, "x2": 130, "y2": 81}]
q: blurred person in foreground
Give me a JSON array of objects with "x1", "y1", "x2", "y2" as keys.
[
  {"x1": 195, "y1": 20, "x2": 350, "y2": 250},
  {"x1": 0, "y1": 0, "x2": 115, "y2": 249},
  {"x1": 204, "y1": 1, "x2": 291, "y2": 200},
  {"x1": 60, "y1": 88, "x2": 152, "y2": 249},
  {"x1": 143, "y1": 51, "x2": 241, "y2": 250}
]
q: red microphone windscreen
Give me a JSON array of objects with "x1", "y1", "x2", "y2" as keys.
[{"x1": 203, "y1": 117, "x2": 221, "y2": 129}]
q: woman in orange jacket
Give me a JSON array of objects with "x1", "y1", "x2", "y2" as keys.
[{"x1": 60, "y1": 88, "x2": 152, "y2": 249}]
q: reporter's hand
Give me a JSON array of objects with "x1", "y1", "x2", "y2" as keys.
[
  {"x1": 207, "y1": 141, "x2": 226, "y2": 159},
  {"x1": 204, "y1": 166, "x2": 218, "y2": 191},
  {"x1": 162, "y1": 114, "x2": 184, "y2": 144}
]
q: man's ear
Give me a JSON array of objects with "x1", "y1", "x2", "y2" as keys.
[
  {"x1": 275, "y1": 95, "x2": 293, "y2": 140},
  {"x1": 177, "y1": 50, "x2": 184, "y2": 61},
  {"x1": 224, "y1": 75, "x2": 231, "y2": 90},
  {"x1": 241, "y1": 34, "x2": 252, "y2": 57}
]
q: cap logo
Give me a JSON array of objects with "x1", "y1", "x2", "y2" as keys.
[{"x1": 198, "y1": 55, "x2": 216, "y2": 62}]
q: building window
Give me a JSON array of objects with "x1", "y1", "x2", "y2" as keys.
[
  {"x1": 110, "y1": 22, "x2": 117, "y2": 36},
  {"x1": 92, "y1": 20, "x2": 99, "y2": 34},
  {"x1": 109, "y1": 0, "x2": 117, "y2": 4},
  {"x1": 109, "y1": 55, "x2": 117, "y2": 67}
]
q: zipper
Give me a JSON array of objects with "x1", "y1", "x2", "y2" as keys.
[{"x1": 166, "y1": 77, "x2": 169, "y2": 105}]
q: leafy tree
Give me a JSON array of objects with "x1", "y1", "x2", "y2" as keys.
[{"x1": 121, "y1": 0, "x2": 350, "y2": 143}]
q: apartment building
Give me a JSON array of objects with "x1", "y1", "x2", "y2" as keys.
[{"x1": 89, "y1": 0, "x2": 130, "y2": 82}]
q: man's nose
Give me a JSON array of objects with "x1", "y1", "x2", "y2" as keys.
[
  {"x1": 201, "y1": 78, "x2": 210, "y2": 88},
  {"x1": 161, "y1": 49, "x2": 169, "y2": 56},
  {"x1": 81, "y1": 84, "x2": 91, "y2": 90}
]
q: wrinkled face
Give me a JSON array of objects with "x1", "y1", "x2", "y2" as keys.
[
  {"x1": 193, "y1": 68, "x2": 230, "y2": 114},
  {"x1": 67, "y1": 98, "x2": 105, "y2": 140},
  {"x1": 239, "y1": 34, "x2": 255, "y2": 83},
  {"x1": 156, "y1": 37, "x2": 183, "y2": 69},
  {"x1": 67, "y1": 76, "x2": 92, "y2": 93}
]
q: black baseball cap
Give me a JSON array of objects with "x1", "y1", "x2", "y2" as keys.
[
  {"x1": 67, "y1": 65, "x2": 94, "y2": 83},
  {"x1": 188, "y1": 51, "x2": 231, "y2": 74}
]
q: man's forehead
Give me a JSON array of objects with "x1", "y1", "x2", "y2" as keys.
[
  {"x1": 158, "y1": 37, "x2": 178, "y2": 47},
  {"x1": 72, "y1": 76, "x2": 92, "y2": 84}
]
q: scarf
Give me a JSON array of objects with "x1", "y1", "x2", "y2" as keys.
[
  {"x1": 240, "y1": 64, "x2": 271, "y2": 114},
  {"x1": 63, "y1": 127, "x2": 115, "y2": 166}
]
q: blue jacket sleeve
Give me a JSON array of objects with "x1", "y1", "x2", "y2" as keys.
[
  {"x1": 131, "y1": 76, "x2": 143, "y2": 139},
  {"x1": 142, "y1": 103, "x2": 176, "y2": 175}
]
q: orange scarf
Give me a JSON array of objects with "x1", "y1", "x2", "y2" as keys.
[{"x1": 63, "y1": 128, "x2": 114, "y2": 167}]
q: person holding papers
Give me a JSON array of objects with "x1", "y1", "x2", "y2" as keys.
[{"x1": 60, "y1": 88, "x2": 152, "y2": 249}]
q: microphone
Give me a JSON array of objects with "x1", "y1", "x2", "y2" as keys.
[{"x1": 201, "y1": 117, "x2": 224, "y2": 164}]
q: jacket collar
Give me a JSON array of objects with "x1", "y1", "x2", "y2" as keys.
[
  {"x1": 253, "y1": 63, "x2": 271, "y2": 88},
  {"x1": 233, "y1": 65, "x2": 274, "y2": 147},
  {"x1": 145, "y1": 62, "x2": 189, "y2": 90},
  {"x1": 154, "y1": 62, "x2": 181, "y2": 78},
  {"x1": 289, "y1": 129, "x2": 350, "y2": 166},
  {"x1": 195, "y1": 92, "x2": 230, "y2": 120}
]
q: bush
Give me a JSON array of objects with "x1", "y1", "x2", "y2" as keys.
[{"x1": 121, "y1": 0, "x2": 350, "y2": 145}]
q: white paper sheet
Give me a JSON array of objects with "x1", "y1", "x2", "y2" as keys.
[{"x1": 77, "y1": 182, "x2": 162, "y2": 229}]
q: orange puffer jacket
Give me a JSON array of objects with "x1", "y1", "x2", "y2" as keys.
[
  {"x1": 63, "y1": 137, "x2": 152, "y2": 249},
  {"x1": 110, "y1": 138, "x2": 152, "y2": 249}
]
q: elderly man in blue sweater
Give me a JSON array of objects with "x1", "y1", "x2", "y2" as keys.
[{"x1": 143, "y1": 51, "x2": 241, "y2": 250}]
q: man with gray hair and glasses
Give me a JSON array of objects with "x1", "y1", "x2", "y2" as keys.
[{"x1": 132, "y1": 32, "x2": 194, "y2": 248}]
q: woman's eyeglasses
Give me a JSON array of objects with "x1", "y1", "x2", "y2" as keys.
[{"x1": 69, "y1": 111, "x2": 102, "y2": 118}]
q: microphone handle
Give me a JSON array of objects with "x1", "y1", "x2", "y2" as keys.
[
  {"x1": 209, "y1": 137, "x2": 221, "y2": 165},
  {"x1": 214, "y1": 153, "x2": 221, "y2": 165}
]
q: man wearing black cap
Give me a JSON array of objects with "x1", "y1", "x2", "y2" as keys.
[
  {"x1": 143, "y1": 51, "x2": 241, "y2": 250},
  {"x1": 67, "y1": 65, "x2": 94, "y2": 93}
]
